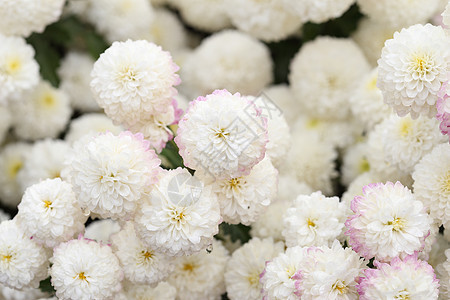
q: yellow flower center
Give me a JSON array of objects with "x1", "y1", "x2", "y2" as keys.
[
  {"x1": 366, "y1": 76, "x2": 378, "y2": 91},
  {"x1": 7, "y1": 160, "x2": 23, "y2": 179},
  {"x1": 307, "y1": 218, "x2": 316, "y2": 228},
  {"x1": 286, "y1": 265, "x2": 296, "y2": 279},
  {"x1": 441, "y1": 170, "x2": 450, "y2": 195},
  {"x1": 39, "y1": 92, "x2": 57, "y2": 109},
  {"x1": 75, "y1": 272, "x2": 89, "y2": 282},
  {"x1": 182, "y1": 263, "x2": 196, "y2": 272},
  {"x1": 1, "y1": 254, "x2": 12, "y2": 262},
  {"x1": 394, "y1": 289, "x2": 410, "y2": 300},
  {"x1": 43, "y1": 200, "x2": 52, "y2": 209},
  {"x1": 358, "y1": 158, "x2": 371, "y2": 173},
  {"x1": 6, "y1": 57, "x2": 21, "y2": 74},
  {"x1": 214, "y1": 128, "x2": 229, "y2": 139},
  {"x1": 246, "y1": 271, "x2": 261, "y2": 288},
  {"x1": 306, "y1": 118, "x2": 321, "y2": 129},
  {"x1": 142, "y1": 250, "x2": 153, "y2": 261},
  {"x1": 398, "y1": 118, "x2": 413, "y2": 137},
  {"x1": 332, "y1": 281, "x2": 348, "y2": 295},
  {"x1": 387, "y1": 217, "x2": 406, "y2": 232},
  {"x1": 228, "y1": 178, "x2": 241, "y2": 188}
]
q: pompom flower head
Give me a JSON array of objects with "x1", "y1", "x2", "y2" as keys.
[{"x1": 345, "y1": 181, "x2": 432, "y2": 262}]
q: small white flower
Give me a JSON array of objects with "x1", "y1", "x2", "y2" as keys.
[
  {"x1": 118, "y1": 281, "x2": 177, "y2": 300},
  {"x1": 262, "y1": 84, "x2": 299, "y2": 126},
  {"x1": 341, "y1": 141, "x2": 371, "y2": 186},
  {"x1": 282, "y1": 0, "x2": 355, "y2": 24},
  {"x1": 65, "y1": 113, "x2": 123, "y2": 145}
]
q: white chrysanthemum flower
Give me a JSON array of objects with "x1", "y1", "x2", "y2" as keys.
[
  {"x1": 437, "y1": 249, "x2": 450, "y2": 299},
  {"x1": 349, "y1": 68, "x2": 393, "y2": 131},
  {"x1": 283, "y1": 192, "x2": 346, "y2": 248},
  {"x1": 290, "y1": 36, "x2": 370, "y2": 121},
  {"x1": 134, "y1": 168, "x2": 220, "y2": 257},
  {"x1": 65, "y1": 113, "x2": 123, "y2": 145},
  {"x1": 141, "y1": 8, "x2": 187, "y2": 52},
  {"x1": 443, "y1": 1, "x2": 450, "y2": 28},
  {"x1": 0, "y1": 35, "x2": 39, "y2": 103},
  {"x1": 358, "y1": 254, "x2": 439, "y2": 300},
  {"x1": 341, "y1": 141, "x2": 371, "y2": 186},
  {"x1": 11, "y1": 80, "x2": 72, "y2": 140},
  {"x1": 118, "y1": 281, "x2": 177, "y2": 300},
  {"x1": 111, "y1": 222, "x2": 174, "y2": 285},
  {"x1": 282, "y1": 0, "x2": 355, "y2": 23},
  {"x1": 225, "y1": 238, "x2": 284, "y2": 300},
  {"x1": 181, "y1": 31, "x2": 273, "y2": 98},
  {"x1": 0, "y1": 104, "x2": 11, "y2": 145},
  {"x1": 0, "y1": 285, "x2": 49, "y2": 300},
  {"x1": 346, "y1": 181, "x2": 432, "y2": 262},
  {"x1": 352, "y1": 18, "x2": 400, "y2": 66},
  {"x1": 284, "y1": 131, "x2": 337, "y2": 195},
  {"x1": 357, "y1": 0, "x2": 440, "y2": 28},
  {"x1": 0, "y1": 220, "x2": 50, "y2": 290},
  {"x1": 0, "y1": 0, "x2": 65, "y2": 37},
  {"x1": 84, "y1": 219, "x2": 121, "y2": 244},
  {"x1": 378, "y1": 24, "x2": 450, "y2": 119},
  {"x1": 50, "y1": 237, "x2": 123, "y2": 300},
  {"x1": 175, "y1": 89, "x2": 267, "y2": 181},
  {"x1": 413, "y1": 143, "x2": 450, "y2": 226},
  {"x1": 226, "y1": 0, "x2": 304, "y2": 42},
  {"x1": 262, "y1": 85, "x2": 299, "y2": 126},
  {"x1": 91, "y1": 40, "x2": 180, "y2": 127},
  {"x1": 86, "y1": 0, "x2": 154, "y2": 43},
  {"x1": 167, "y1": 240, "x2": 229, "y2": 300},
  {"x1": 379, "y1": 115, "x2": 446, "y2": 174},
  {"x1": 170, "y1": 0, "x2": 231, "y2": 32},
  {"x1": 58, "y1": 51, "x2": 99, "y2": 112},
  {"x1": 211, "y1": 157, "x2": 277, "y2": 225},
  {"x1": 66, "y1": 131, "x2": 161, "y2": 219},
  {"x1": 261, "y1": 246, "x2": 307, "y2": 300},
  {"x1": 17, "y1": 139, "x2": 70, "y2": 191},
  {"x1": 0, "y1": 143, "x2": 30, "y2": 208},
  {"x1": 16, "y1": 178, "x2": 87, "y2": 248},
  {"x1": 298, "y1": 241, "x2": 366, "y2": 299}
]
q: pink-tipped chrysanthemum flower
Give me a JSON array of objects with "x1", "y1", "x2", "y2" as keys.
[
  {"x1": 345, "y1": 181, "x2": 432, "y2": 262},
  {"x1": 437, "y1": 80, "x2": 450, "y2": 142},
  {"x1": 357, "y1": 253, "x2": 439, "y2": 300}
]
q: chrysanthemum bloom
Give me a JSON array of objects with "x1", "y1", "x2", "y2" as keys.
[
  {"x1": 58, "y1": 51, "x2": 99, "y2": 112},
  {"x1": 296, "y1": 241, "x2": 366, "y2": 299},
  {"x1": 0, "y1": 220, "x2": 50, "y2": 290},
  {"x1": 211, "y1": 157, "x2": 277, "y2": 225},
  {"x1": 436, "y1": 80, "x2": 450, "y2": 142},
  {"x1": 175, "y1": 89, "x2": 267, "y2": 181},
  {"x1": 91, "y1": 40, "x2": 180, "y2": 127},
  {"x1": 181, "y1": 31, "x2": 273, "y2": 98},
  {"x1": 282, "y1": 0, "x2": 354, "y2": 24},
  {"x1": 134, "y1": 168, "x2": 221, "y2": 257},
  {"x1": 0, "y1": 143, "x2": 30, "y2": 207},
  {"x1": 437, "y1": 249, "x2": 450, "y2": 299},
  {"x1": 413, "y1": 143, "x2": 450, "y2": 226},
  {"x1": 290, "y1": 36, "x2": 370, "y2": 121},
  {"x1": 84, "y1": 219, "x2": 121, "y2": 244},
  {"x1": 283, "y1": 191, "x2": 346, "y2": 248},
  {"x1": 260, "y1": 246, "x2": 308, "y2": 300},
  {"x1": 167, "y1": 240, "x2": 229, "y2": 300},
  {"x1": 170, "y1": 0, "x2": 230, "y2": 32},
  {"x1": 65, "y1": 113, "x2": 123, "y2": 145},
  {"x1": 225, "y1": 238, "x2": 284, "y2": 300},
  {"x1": 66, "y1": 131, "x2": 161, "y2": 219},
  {"x1": 117, "y1": 281, "x2": 177, "y2": 300},
  {"x1": 345, "y1": 181, "x2": 432, "y2": 262},
  {"x1": 86, "y1": 0, "x2": 154, "y2": 43},
  {"x1": 0, "y1": 0, "x2": 65, "y2": 36},
  {"x1": 357, "y1": 254, "x2": 439, "y2": 300},
  {"x1": 226, "y1": 0, "x2": 304, "y2": 42},
  {"x1": 0, "y1": 35, "x2": 39, "y2": 103},
  {"x1": 16, "y1": 178, "x2": 87, "y2": 248},
  {"x1": 378, "y1": 115, "x2": 446, "y2": 174},
  {"x1": 262, "y1": 84, "x2": 299, "y2": 126},
  {"x1": 341, "y1": 141, "x2": 371, "y2": 186},
  {"x1": 17, "y1": 139, "x2": 70, "y2": 191},
  {"x1": 50, "y1": 237, "x2": 123, "y2": 300},
  {"x1": 357, "y1": 0, "x2": 440, "y2": 28},
  {"x1": 378, "y1": 24, "x2": 450, "y2": 119},
  {"x1": 11, "y1": 80, "x2": 72, "y2": 140},
  {"x1": 349, "y1": 68, "x2": 393, "y2": 131},
  {"x1": 111, "y1": 222, "x2": 174, "y2": 286},
  {"x1": 0, "y1": 286, "x2": 49, "y2": 300}
]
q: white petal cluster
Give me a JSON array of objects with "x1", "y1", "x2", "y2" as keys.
[
  {"x1": 0, "y1": 0, "x2": 65, "y2": 37},
  {"x1": 0, "y1": 35, "x2": 39, "y2": 103},
  {"x1": 181, "y1": 31, "x2": 273, "y2": 98},
  {"x1": 167, "y1": 240, "x2": 229, "y2": 300},
  {"x1": 378, "y1": 24, "x2": 450, "y2": 119},
  {"x1": 226, "y1": 0, "x2": 304, "y2": 42},
  {"x1": 50, "y1": 238, "x2": 123, "y2": 300},
  {"x1": 11, "y1": 80, "x2": 72, "y2": 140},
  {"x1": 110, "y1": 222, "x2": 174, "y2": 285},
  {"x1": 84, "y1": 219, "x2": 121, "y2": 244},
  {"x1": 290, "y1": 36, "x2": 370, "y2": 121},
  {"x1": 357, "y1": 0, "x2": 440, "y2": 28},
  {"x1": 134, "y1": 168, "x2": 220, "y2": 257},
  {"x1": 437, "y1": 249, "x2": 450, "y2": 299},
  {"x1": 443, "y1": 1, "x2": 450, "y2": 28},
  {"x1": 16, "y1": 178, "x2": 87, "y2": 248},
  {"x1": 341, "y1": 141, "x2": 371, "y2": 186},
  {"x1": 282, "y1": 0, "x2": 355, "y2": 24},
  {"x1": 66, "y1": 131, "x2": 161, "y2": 219},
  {"x1": 283, "y1": 191, "x2": 346, "y2": 247},
  {"x1": 413, "y1": 143, "x2": 450, "y2": 226},
  {"x1": 58, "y1": 51, "x2": 99, "y2": 112},
  {"x1": 225, "y1": 237, "x2": 284, "y2": 300},
  {"x1": 211, "y1": 157, "x2": 277, "y2": 225},
  {"x1": 262, "y1": 84, "x2": 299, "y2": 126},
  {"x1": 65, "y1": 113, "x2": 123, "y2": 145},
  {"x1": 0, "y1": 286, "x2": 49, "y2": 300},
  {"x1": 345, "y1": 181, "x2": 432, "y2": 262},
  {"x1": 118, "y1": 281, "x2": 177, "y2": 300},
  {"x1": 0, "y1": 220, "x2": 50, "y2": 290},
  {"x1": 175, "y1": 89, "x2": 267, "y2": 181}
]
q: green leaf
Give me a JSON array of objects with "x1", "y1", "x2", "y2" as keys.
[
  {"x1": 219, "y1": 223, "x2": 251, "y2": 244},
  {"x1": 39, "y1": 277, "x2": 55, "y2": 294}
]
